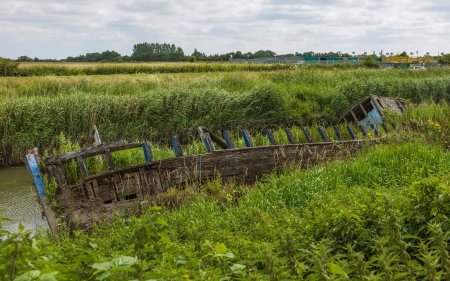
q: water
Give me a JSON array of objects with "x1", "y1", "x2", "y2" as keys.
[{"x1": 0, "y1": 166, "x2": 49, "y2": 233}]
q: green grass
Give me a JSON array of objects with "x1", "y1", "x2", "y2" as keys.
[
  {"x1": 2, "y1": 67, "x2": 450, "y2": 166},
  {"x1": 3, "y1": 141, "x2": 450, "y2": 280}
]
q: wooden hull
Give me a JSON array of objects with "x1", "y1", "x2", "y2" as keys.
[{"x1": 40, "y1": 139, "x2": 370, "y2": 233}]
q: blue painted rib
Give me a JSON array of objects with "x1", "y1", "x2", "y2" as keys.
[
  {"x1": 359, "y1": 125, "x2": 368, "y2": 137},
  {"x1": 284, "y1": 128, "x2": 296, "y2": 144},
  {"x1": 203, "y1": 136, "x2": 212, "y2": 153},
  {"x1": 223, "y1": 130, "x2": 234, "y2": 149},
  {"x1": 333, "y1": 126, "x2": 342, "y2": 141},
  {"x1": 26, "y1": 154, "x2": 46, "y2": 199},
  {"x1": 265, "y1": 129, "x2": 277, "y2": 145},
  {"x1": 317, "y1": 126, "x2": 329, "y2": 142},
  {"x1": 302, "y1": 127, "x2": 314, "y2": 143},
  {"x1": 142, "y1": 143, "x2": 150, "y2": 162},
  {"x1": 241, "y1": 129, "x2": 253, "y2": 147},
  {"x1": 370, "y1": 124, "x2": 380, "y2": 136},
  {"x1": 171, "y1": 137, "x2": 180, "y2": 157},
  {"x1": 346, "y1": 125, "x2": 357, "y2": 140}
]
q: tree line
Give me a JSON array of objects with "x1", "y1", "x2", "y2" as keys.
[
  {"x1": 9, "y1": 43, "x2": 449, "y2": 63},
  {"x1": 12, "y1": 43, "x2": 355, "y2": 63}
]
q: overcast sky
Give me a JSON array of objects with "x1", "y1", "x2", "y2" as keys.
[{"x1": 0, "y1": 0, "x2": 449, "y2": 59}]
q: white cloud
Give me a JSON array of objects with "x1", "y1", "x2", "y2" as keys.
[{"x1": 0, "y1": 0, "x2": 448, "y2": 59}]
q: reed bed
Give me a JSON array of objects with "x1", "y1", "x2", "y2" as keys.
[{"x1": 2, "y1": 68, "x2": 450, "y2": 166}]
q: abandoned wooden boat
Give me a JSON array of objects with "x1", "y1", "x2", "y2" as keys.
[
  {"x1": 339, "y1": 94, "x2": 406, "y2": 132},
  {"x1": 25, "y1": 95, "x2": 406, "y2": 234}
]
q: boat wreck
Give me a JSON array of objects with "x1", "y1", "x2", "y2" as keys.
[
  {"x1": 339, "y1": 94, "x2": 406, "y2": 132},
  {"x1": 25, "y1": 95, "x2": 406, "y2": 234}
]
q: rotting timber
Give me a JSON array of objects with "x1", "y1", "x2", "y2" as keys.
[{"x1": 25, "y1": 95, "x2": 406, "y2": 234}]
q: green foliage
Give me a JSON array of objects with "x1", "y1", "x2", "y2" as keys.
[
  {"x1": 5, "y1": 143, "x2": 450, "y2": 279},
  {"x1": 438, "y1": 54, "x2": 450, "y2": 64},
  {"x1": 0, "y1": 58, "x2": 19, "y2": 76},
  {"x1": 362, "y1": 56, "x2": 380, "y2": 68},
  {"x1": 188, "y1": 55, "x2": 196, "y2": 63}
]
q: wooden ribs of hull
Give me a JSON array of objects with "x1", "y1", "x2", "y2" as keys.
[{"x1": 51, "y1": 140, "x2": 366, "y2": 231}]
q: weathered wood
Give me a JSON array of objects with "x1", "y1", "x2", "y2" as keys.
[
  {"x1": 198, "y1": 126, "x2": 228, "y2": 149},
  {"x1": 223, "y1": 130, "x2": 235, "y2": 149},
  {"x1": 47, "y1": 164, "x2": 67, "y2": 186},
  {"x1": 381, "y1": 122, "x2": 389, "y2": 134},
  {"x1": 91, "y1": 125, "x2": 102, "y2": 145},
  {"x1": 284, "y1": 128, "x2": 296, "y2": 144},
  {"x1": 104, "y1": 149, "x2": 115, "y2": 170},
  {"x1": 302, "y1": 127, "x2": 314, "y2": 143},
  {"x1": 265, "y1": 129, "x2": 278, "y2": 145},
  {"x1": 77, "y1": 156, "x2": 89, "y2": 178},
  {"x1": 202, "y1": 133, "x2": 215, "y2": 153},
  {"x1": 333, "y1": 126, "x2": 342, "y2": 141},
  {"x1": 142, "y1": 142, "x2": 154, "y2": 162},
  {"x1": 359, "y1": 125, "x2": 368, "y2": 137},
  {"x1": 317, "y1": 126, "x2": 329, "y2": 142},
  {"x1": 41, "y1": 136, "x2": 373, "y2": 234},
  {"x1": 241, "y1": 129, "x2": 253, "y2": 147},
  {"x1": 171, "y1": 136, "x2": 183, "y2": 157},
  {"x1": 45, "y1": 141, "x2": 134, "y2": 165},
  {"x1": 346, "y1": 125, "x2": 357, "y2": 140},
  {"x1": 370, "y1": 124, "x2": 380, "y2": 136},
  {"x1": 359, "y1": 104, "x2": 368, "y2": 116},
  {"x1": 350, "y1": 110, "x2": 359, "y2": 123}
]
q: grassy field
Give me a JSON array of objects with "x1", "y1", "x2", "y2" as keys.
[
  {"x1": 2, "y1": 65, "x2": 450, "y2": 279},
  {"x1": 3, "y1": 132, "x2": 450, "y2": 279},
  {"x1": 2, "y1": 67, "x2": 450, "y2": 166}
]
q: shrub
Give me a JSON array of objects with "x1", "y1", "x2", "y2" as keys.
[{"x1": 0, "y1": 57, "x2": 19, "y2": 76}]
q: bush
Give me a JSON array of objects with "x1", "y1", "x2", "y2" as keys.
[
  {"x1": 362, "y1": 56, "x2": 380, "y2": 68},
  {"x1": 188, "y1": 56, "x2": 196, "y2": 63},
  {"x1": 0, "y1": 57, "x2": 19, "y2": 76}
]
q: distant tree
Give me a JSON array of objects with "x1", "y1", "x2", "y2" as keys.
[
  {"x1": 0, "y1": 57, "x2": 20, "y2": 76},
  {"x1": 132, "y1": 43, "x2": 185, "y2": 62},
  {"x1": 33, "y1": 57, "x2": 39, "y2": 62},
  {"x1": 188, "y1": 56, "x2": 196, "y2": 63},
  {"x1": 399, "y1": 51, "x2": 408, "y2": 57},
  {"x1": 253, "y1": 50, "x2": 275, "y2": 58},
  {"x1": 17, "y1": 56, "x2": 33, "y2": 62},
  {"x1": 438, "y1": 54, "x2": 450, "y2": 64},
  {"x1": 362, "y1": 56, "x2": 380, "y2": 68}
]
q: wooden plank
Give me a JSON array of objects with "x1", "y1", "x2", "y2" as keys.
[
  {"x1": 317, "y1": 126, "x2": 329, "y2": 142},
  {"x1": 333, "y1": 126, "x2": 342, "y2": 141},
  {"x1": 381, "y1": 122, "x2": 389, "y2": 133},
  {"x1": 241, "y1": 129, "x2": 253, "y2": 147},
  {"x1": 265, "y1": 129, "x2": 278, "y2": 145},
  {"x1": 202, "y1": 133, "x2": 215, "y2": 153},
  {"x1": 45, "y1": 141, "x2": 137, "y2": 165},
  {"x1": 359, "y1": 104, "x2": 368, "y2": 116},
  {"x1": 104, "y1": 149, "x2": 115, "y2": 170},
  {"x1": 47, "y1": 164, "x2": 67, "y2": 186},
  {"x1": 142, "y1": 142, "x2": 154, "y2": 162},
  {"x1": 91, "y1": 125, "x2": 102, "y2": 145},
  {"x1": 302, "y1": 127, "x2": 314, "y2": 143},
  {"x1": 223, "y1": 130, "x2": 235, "y2": 149},
  {"x1": 171, "y1": 136, "x2": 184, "y2": 157},
  {"x1": 284, "y1": 128, "x2": 296, "y2": 144},
  {"x1": 198, "y1": 126, "x2": 228, "y2": 149},
  {"x1": 84, "y1": 181, "x2": 95, "y2": 199},
  {"x1": 370, "y1": 124, "x2": 380, "y2": 136},
  {"x1": 350, "y1": 110, "x2": 359, "y2": 123},
  {"x1": 77, "y1": 156, "x2": 89, "y2": 178},
  {"x1": 346, "y1": 125, "x2": 357, "y2": 140},
  {"x1": 359, "y1": 125, "x2": 368, "y2": 137}
]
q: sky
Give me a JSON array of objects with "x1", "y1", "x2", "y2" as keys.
[{"x1": 0, "y1": 0, "x2": 449, "y2": 59}]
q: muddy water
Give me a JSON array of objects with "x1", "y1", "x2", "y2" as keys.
[{"x1": 0, "y1": 167, "x2": 49, "y2": 233}]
